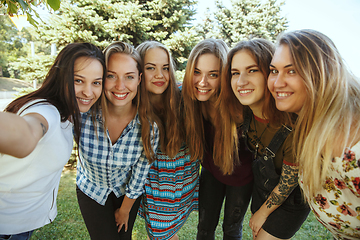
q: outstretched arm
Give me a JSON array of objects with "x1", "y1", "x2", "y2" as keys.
[
  {"x1": 0, "y1": 111, "x2": 48, "y2": 158},
  {"x1": 249, "y1": 163, "x2": 299, "y2": 238}
]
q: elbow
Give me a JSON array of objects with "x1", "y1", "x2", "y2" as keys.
[
  {"x1": 10, "y1": 142, "x2": 37, "y2": 158},
  {"x1": 13, "y1": 150, "x2": 33, "y2": 158}
]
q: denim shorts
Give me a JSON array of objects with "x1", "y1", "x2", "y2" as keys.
[{"x1": 0, "y1": 230, "x2": 33, "y2": 240}]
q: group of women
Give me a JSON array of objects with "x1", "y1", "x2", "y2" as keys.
[{"x1": 0, "y1": 28, "x2": 359, "y2": 240}]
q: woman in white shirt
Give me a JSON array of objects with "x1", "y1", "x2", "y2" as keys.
[{"x1": 0, "y1": 43, "x2": 105, "y2": 240}]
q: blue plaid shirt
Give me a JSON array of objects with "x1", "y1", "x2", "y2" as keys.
[{"x1": 76, "y1": 110, "x2": 159, "y2": 205}]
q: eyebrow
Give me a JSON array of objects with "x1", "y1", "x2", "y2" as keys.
[
  {"x1": 246, "y1": 64, "x2": 258, "y2": 70},
  {"x1": 74, "y1": 74, "x2": 85, "y2": 78},
  {"x1": 74, "y1": 74, "x2": 102, "y2": 80},
  {"x1": 108, "y1": 69, "x2": 136, "y2": 74},
  {"x1": 269, "y1": 64, "x2": 293, "y2": 68},
  {"x1": 145, "y1": 63, "x2": 169, "y2": 67}
]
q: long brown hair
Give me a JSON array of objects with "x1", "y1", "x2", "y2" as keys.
[
  {"x1": 103, "y1": 41, "x2": 157, "y2": 163},
  {"x1": 136, "y1": 41, "x2": 183, "y2": 158},
  {"x1": 5, "y1": 43, "x2": 106, "y2": 145},
  {"x1": 215, "y1": 38, "x2": 292, "y2": 174},
  {"x1": 182, "y1": 38, "x2": 229, "y2": 162}
]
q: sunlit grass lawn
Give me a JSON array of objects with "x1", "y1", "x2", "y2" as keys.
[{"x1": 31, "y1": 169, "x2": 333, "y2": 239}]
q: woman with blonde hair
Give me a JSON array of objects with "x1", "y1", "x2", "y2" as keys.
[
  {"x1": 220, "y1": 38, "x2": 309, "y2": 239},
  {"x1": 136, "y1": 41, "x2": 199, "y2": 240},
  {"x1": 182, "y1": 38, "x2": 253, "y2": 240},
  {"x1": 268, "y1": 29, "x2": 360, "y2": 239},
  {"x1": 76, "y1": 41, "x2": 159, "y2": 240}
]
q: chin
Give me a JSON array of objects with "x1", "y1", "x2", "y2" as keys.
[{"x1": 79, "y1": 107, "x2": 90, "y2": 113}]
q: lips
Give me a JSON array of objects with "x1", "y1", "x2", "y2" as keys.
[
  {"x1": 77, "y1": 97, "x2": 92, "y2": 105},
  {"x1": 152, "y1": 81, "x2": 165, "y2": 87},
  {"x1": 276, "y1": 92, "x2": 293, "y2": 98},
  {"x1": 196, "y1": 88, "x2": 211, "y2": 94},
  {"x1": 112, "y1": 92, "x2": 128, "y2": 100},
  {"x1": 238, "y1": 89, "x2": 254, "y2": 96}
]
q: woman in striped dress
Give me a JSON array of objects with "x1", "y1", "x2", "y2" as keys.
[{"x1": 136, "y1": 41, "x2": 200, "y2": 240}]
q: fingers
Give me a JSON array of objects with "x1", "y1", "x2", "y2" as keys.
[
  {"x1": 117, "y1": 223, "x2": 123, "y2": 233},
  {"x1": 124, "y1": 222, "x2": 128, "y2": 232},
  {"x1": 249, "y1": 222, "x2": 259, "y2": 239},
  {"x1": 252, "y1": 229, "x2": 257, "y2": 240},
  {"x1": 116, "y1": 222, "x2": 128, "y2": 233}
]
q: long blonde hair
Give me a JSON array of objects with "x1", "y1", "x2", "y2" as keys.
[
  {"x1": 103, "y1": 41, "x2": 157, "y2": 163},
  {"x1": 182, "y1": 38, "x2": 229, "y2": 162},
  {"x1": 136, "y1": 41, "x2": 183, "y2": 158},
  {"x1": 277, "y1": 29, "x2": 360, "y2": 197}
]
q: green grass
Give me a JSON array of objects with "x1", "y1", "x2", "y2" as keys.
[{"x1": 31, "y1": 169, "x2": 333, "y2": 239}]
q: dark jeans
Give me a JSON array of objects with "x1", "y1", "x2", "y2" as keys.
[
  {"x1": 76, "y1": 186, "x2": 141, "y2": 240},
  {"x1": 197, "y1": 168, "x2": 253, "y2": 240},
  {"x1": 0, "y1": 231, "x2": 33, "y2": 240}
]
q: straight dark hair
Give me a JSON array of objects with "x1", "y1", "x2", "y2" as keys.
[{"x1": 5, "y1": 43, "x2": 106, "y2": 145}]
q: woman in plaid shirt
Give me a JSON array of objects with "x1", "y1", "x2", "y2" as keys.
[{"x1": 76, "y1": 42, "x2": 159, "y2": 240}]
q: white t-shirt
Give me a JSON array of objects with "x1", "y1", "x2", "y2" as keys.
[{"x1": 0, "y1": 100, "x2": 73, "y2": 234}]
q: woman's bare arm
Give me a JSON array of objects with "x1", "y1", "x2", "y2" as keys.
[{"x1": 0, "y1": 111, "x2": 48, "y2": 158}]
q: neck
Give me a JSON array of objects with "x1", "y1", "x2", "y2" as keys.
[
  {"x1": 107, "y1": 101, "x2": 136, "y2": 119},
  {"x1": 250, "y1": 102, "x2": 266, "y2": 120}
]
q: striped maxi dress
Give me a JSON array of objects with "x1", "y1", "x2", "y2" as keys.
[{"x1": 138, "y1": 144, "x2": 200, "y2": 240}]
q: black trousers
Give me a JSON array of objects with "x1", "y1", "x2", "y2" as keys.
[
  {"x1": 197, "y1": 168, "x2": 253, "y2": 240},
  {"x1": 76, "y1": 186, "x2": 141, "y2": 240}
]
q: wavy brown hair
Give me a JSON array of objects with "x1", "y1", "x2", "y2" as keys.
[
  {"x1": 5, "y1": 43, "x2": 105, "y2": 145},
  {"x1": 136, "y1": 41, "x2": 183, "y2": 158},
  {"x1": 216, "y1": 38, "x2": 293, "y2": 174},
  {"x1": 182, "y1": 38, "x2": 229, "y2": 162},
  {"x1": 103, "y1": 41, "x2": 157, "y2": 163}
]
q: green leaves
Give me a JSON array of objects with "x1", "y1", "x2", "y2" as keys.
[
  {"x1": 47, "y1": 0, "x2": 61, "y2": 11},
  {"x1": 197, "y1": 0, "x2": 287, "y2": 45},
  {"x1": 1, "y1": 0, "x2": 61, "y2": 27}
]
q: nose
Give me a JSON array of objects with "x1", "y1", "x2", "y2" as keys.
[
  {"x1": 237, "y1": 73, "x2": 248, "y2": 87},
  {"x1": 155, "y1": 68, "x2": 163, "y2": 79},
  {"x1": 273, "y1": 73, "x2": 286, "y2": 88},
  {"x1": 115, "y1": 78, "x2": 126, "y2": 90},
  {"x1": 198, "y1": 74, "x2": 208, "y2": 87},
  {"x1": 82, "y1": 83, "x2": 92, "y2": 97}
]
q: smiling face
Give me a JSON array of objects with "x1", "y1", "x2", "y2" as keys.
[
  {"x1": 192, "y1": 53, "x2": 221, "y2": 102},
  {"x1": 143, "y1": 47, "x2": 170, "y2": 95},
  {"x1": 104, "y1": 53, "x2": 141, "y2": 109},
  {"x1": 268, "y1": 44, "x2": 307, "y2": 114},
  {"x1": 74, "y1": 57, "x2": 103, "y2": 112},
  {"x1": 231, "y1": 50, "x2": 266, "y2": 116}
]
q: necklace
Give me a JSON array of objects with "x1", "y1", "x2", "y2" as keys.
[{"x1": 252, "y1": 114, "x2": 268, "y2": 159}]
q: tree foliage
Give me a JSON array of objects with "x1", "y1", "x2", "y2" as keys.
[
  {"x1": 197, "y1": 0, "x2": 288, "y2": 46},
  {"x1": 0, "y1": 12, "x2": 31, "y2": 77},
  {"x1": 0, "y1": 0, "x2": 60, "y2": 26},
  {"x1": 34, "y1": 0, "x2": 199, "y2": 66},
  {"x1": 9, "y1": 53, "x2": 55, "y2": 82},
  {"x1": 6, "y1": 0, "x2": 289, "y2": 83}
]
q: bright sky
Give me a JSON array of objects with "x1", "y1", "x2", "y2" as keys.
[{"x1": 195, "y1": 0, "x2": 360, "y2": 77}]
